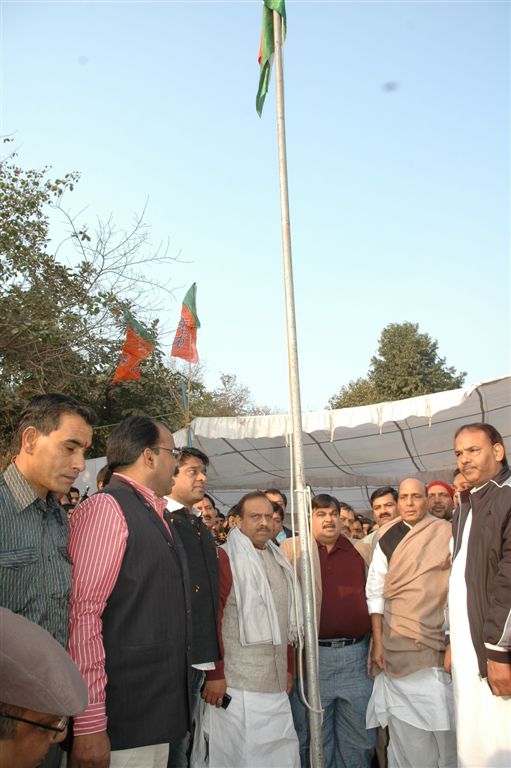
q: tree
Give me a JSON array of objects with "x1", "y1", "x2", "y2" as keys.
[
  {"x1": 0, "y1": 156, "x2": 268, "y2": 458},
  {"x1": 195, "y1": 373, "x2": 271, "y2": 418},
  {"x1": 0, "y1": 156, "x2": 179, "y2": 456},
  {"x1": 327, "y1": 378, "x2": 378, "y2": 410},
  {"x1": 328, "y1": 322, "x2": 466, "y2": 409}
]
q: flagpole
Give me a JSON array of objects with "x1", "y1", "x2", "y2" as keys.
[{"x1": 272, "y1": 11, "x2": 324, "y2": 767}]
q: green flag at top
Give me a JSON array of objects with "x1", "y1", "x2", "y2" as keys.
[{"x1": 256, "y1": 0, "x2": 287, "y2": 117}]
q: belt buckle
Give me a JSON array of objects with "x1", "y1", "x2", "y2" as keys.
[{"x1": 332, "y1": 639, "x2": 344, "y2": 648}]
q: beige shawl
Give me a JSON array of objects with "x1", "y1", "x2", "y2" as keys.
[{"x1": 382, "y1": 515, "x2": 452, "y2": 677}]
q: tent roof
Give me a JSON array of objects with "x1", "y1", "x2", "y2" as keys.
[{"x1": 173, "y1": 376, "x2": 511, "y2": 512}]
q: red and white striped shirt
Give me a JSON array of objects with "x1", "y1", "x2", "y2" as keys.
[{"x1": 67, "y1": 473, "x2": 169, "y2": 735}]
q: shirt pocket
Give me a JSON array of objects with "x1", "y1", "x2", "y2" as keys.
[
  {"x1": 0, "y1": 547, "x2": 38, "y2": 613},
  {"x1": 0, "y1": 547, "x2": 38, "y2": 568}
]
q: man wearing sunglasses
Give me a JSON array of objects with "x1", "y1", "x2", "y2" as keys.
[
  {"x1": 67, "y1": 416, "x2": 191, "y2": 768},
  {"x1": 0, "y1": 608, "x2": 87, "y2": 768}
]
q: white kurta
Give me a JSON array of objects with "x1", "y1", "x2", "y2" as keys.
[{"x1": 450, "y1": 512, "x2": 511, "y2": 768}]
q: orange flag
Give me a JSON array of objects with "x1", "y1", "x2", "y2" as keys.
[
  {"x1": 112, "y1": 315, "x2": 155, "y2": 384},
  {"x1": 171, "y1": 283, "x2": 200, "y2": 363}
]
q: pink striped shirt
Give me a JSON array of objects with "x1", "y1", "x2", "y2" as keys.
[{"x1": 67, "y1": 473, "x2": 169, "y2": 735}]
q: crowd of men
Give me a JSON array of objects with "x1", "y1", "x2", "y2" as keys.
[{"x1": 0, "y1": 392, "x2": 510, "y2": 768}]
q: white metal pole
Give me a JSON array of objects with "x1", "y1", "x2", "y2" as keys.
[{"x1": 272, "y1": 10, "x2": 324, "y2": 767}]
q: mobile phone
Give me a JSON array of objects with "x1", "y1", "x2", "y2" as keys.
[{"x1": 221, "y1": 693, "x2": 232, "y2": 710}]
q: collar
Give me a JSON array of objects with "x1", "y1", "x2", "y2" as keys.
[
  {"x1": 165, "y1": 495, "x2": 188, "y2": 513},
  {"x1": 164, "y1": 495, "x2": 202, "y2": 517},
  {"x1": 113, "y1": 472, "x2": 167, "y2": 515},
  {"x1": 316, "y1": 534, "x2": 352, "y2": 554},
  {"x1": 3, "y1": 462, "x2": 58, "y2": 514}
]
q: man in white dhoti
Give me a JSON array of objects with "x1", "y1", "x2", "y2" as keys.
[
  {"x1": 366, "y1": 478, "x2": 456, "y2": 768},
  {"x1": 447, "y1": 423, "x2": 511, "y2": 768},
  {"x1": 197, "y1": 491, "x2": 302, "y2": 768}
]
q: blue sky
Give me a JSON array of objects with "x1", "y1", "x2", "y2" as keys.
[{"x1": 2, "y1": 0, "x2": 509, "y2": 411}]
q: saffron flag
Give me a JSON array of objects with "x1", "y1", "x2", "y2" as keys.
[
  {"x1": 111, "y1": 313, "x2": 155, "y2": 384},
  {"x1": 256, "y1": 0, "x2": 286, "y2": 117},
  {"x1": 171, "y1": 283, "x2": 201, "y2": 363}
]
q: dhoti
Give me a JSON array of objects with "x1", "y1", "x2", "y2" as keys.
[{"x1": 191, "y1": 687, "x2": 299, "y2": 768}]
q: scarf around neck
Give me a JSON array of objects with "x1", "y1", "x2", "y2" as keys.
[{"x1": 224, "y1": 527, "x2": 303, "y2": 647}]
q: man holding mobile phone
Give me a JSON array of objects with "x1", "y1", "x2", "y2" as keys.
[{"x1": 199, "y1": 492, "x2": 302, "y2": 767}]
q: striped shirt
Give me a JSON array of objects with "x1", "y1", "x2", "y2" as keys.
[
  {"x1": 68, "y1": 473, "x2": 170, "y2": 736},
  {"x1": 0, "y1": 462, "x2": 71, "y2": 647}
]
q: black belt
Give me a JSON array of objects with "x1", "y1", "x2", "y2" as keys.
[{"x1": 318, "y1": 635, "x2": 366, "y2": 648}]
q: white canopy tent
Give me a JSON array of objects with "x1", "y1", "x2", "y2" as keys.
[{"x1": 81, "y1": 376, "x2": 510, "y2": 512}]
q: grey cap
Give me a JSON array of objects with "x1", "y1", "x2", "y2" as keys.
[{"x1": 0, "y1": 608, "x2": 88, "y2": 715}]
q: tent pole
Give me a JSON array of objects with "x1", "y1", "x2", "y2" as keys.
[{"x1": 273, "y1": 11, "x2": 324, "y2": 767}]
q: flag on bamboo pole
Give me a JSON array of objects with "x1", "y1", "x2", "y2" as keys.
[
  {"x1": 256, "y1": 0, "x2": 286, "y2": 117},
  {"x1": 171, "y1": 283, "x2": 201, "y2": 363},
  {"x1": 111, "y1": 312, "x2": 155, "y2": 384}
]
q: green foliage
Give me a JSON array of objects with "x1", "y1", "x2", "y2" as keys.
[
  {"x1": 0, "y1": 157, "x2": 266, "y2": 459},
  {"x1": 193, "y1": 373, "x2": 270, "y2": 418},
  {"x1": 328, "y1": 322, "x2": 466, "y2": 409},
  {"x1": 327, "y1": 378, "x2": 378, "y2": 409}
]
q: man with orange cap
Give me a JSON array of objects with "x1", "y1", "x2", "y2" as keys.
[{"x1": 427, "y1": 481, "x2": 455, "y2": 521}]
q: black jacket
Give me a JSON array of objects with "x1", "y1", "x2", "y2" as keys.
[
  {"x1": 101, "y1": 478, "x2": 191, "y2": 749},
  {"x1": 452, "y1": 465, "x2": 511, "y2": 677},
  {"x1": 167, "y1": 507, "x2": 220, "y2": 665}
]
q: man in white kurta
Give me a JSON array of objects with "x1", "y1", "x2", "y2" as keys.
[
  {"x1": 196, "y1": 491, "x2": 301, "y2": 768},
  {"x1": 448, "y1": 424, "x2": 511, "y2": 768},
  {"x1": 366, "y1": 479, "x2": 456, "y2": 768}
]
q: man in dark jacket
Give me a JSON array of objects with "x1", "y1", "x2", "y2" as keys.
[
  {"x1": 448, "y1": 422, "x2": 511, "y2": 767},
  {"x1": 165, "y1": 447, "x2": 220, "y2": 767}
]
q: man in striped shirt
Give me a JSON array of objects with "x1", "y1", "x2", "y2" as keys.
[
  {"x1": 68, "y1": 415, "x2": 191, "y2": 768},
  {"x1": 0, "y1": 392, "x2": 96, "y2": 768}
]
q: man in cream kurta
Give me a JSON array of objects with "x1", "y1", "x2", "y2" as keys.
[
  {"x1": 196, "y1": 491, "x2": 302, "y2": 768},
  {"x1": 366, "y1": 478, "x2": 456, "y2": 768}
]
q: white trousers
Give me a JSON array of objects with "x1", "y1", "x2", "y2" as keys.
[{"x1": 387, "y1": 715, "x2": 456, "y2": 768}]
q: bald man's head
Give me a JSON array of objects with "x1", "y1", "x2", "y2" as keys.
[{"x1": 398, "y1": 478, "x2": 429, "y2": 527}]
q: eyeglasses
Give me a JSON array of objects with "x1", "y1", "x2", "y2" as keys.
[
  {"x1": 0, "y1": 713, "x2": 69, "y2": 733},
  {"x1": 154, "y1": 446, "x2": 182, "y2": 459}
]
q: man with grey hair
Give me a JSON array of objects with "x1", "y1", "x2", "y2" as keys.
[
  {"x1": 0, "y1": 608, "x2": 87, "y2": 768},
  {"x1": 366, "y1": 478, "x2": 456, "y2": 767}
]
